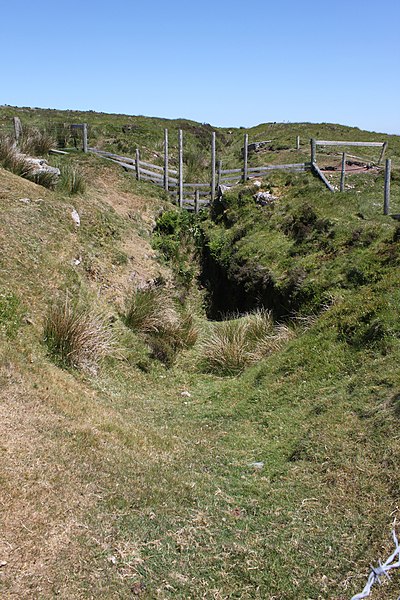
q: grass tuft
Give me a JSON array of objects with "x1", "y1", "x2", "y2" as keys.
[
  {"x1": 201, "y1": 309, "x2": 294, "y2": 375},
  {"x1": 44, "y1": 297, "x2": 114, "y2": 372},
  {"x1": 19, "y1": 127, "x2": 56, "y2": 156},
  {"x1": 0, "y1": 136, "x2": 34, "y2": 177},
  {"x1": 58, "y1": 163, "x2": 86, "y2": 195},
  {"x1": 125, "y1": 284, "x2": 198, "y2": 366}
]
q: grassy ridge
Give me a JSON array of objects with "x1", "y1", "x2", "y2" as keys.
[{"x1": 0, "y1": 108, "x2": 399, "y2": 598}]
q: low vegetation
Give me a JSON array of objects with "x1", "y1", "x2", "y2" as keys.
[
  {"x1": 0, "y1": 134, "x2": 58, "y2": 188},
  {"x1": 124, "y1": 283, "x2": 197, "y2": 365},
  {"x1": 57, "y1": 162, "x2": 86, "y2": 195},
  {"x1": 18, "y1": 126, "x2": 55, "y2": 156},
  {"x1": 43, "y1": 297, "x2": 114, "y2": 371},
  {"x1": 200, "y1": 309, "x2": 294, "y2": 375},
  {"x1": 0, "y1": 107, "x2": 400, "y2": 599}
]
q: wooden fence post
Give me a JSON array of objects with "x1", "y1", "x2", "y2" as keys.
[
  {"x1": 179, "y1": 129, "x2": 183, "y2": 208},
  {"x1": 378, "y1": 142, "x2": 388, "y2": 165},
  {"x1": 164, "y1": 128, "x2": 169, "y2": 191},
  {"x1": 243, "y1": 133, "x2": 248, "y2": 182},
  {"x1": 217, "y1": 160, "x2": 222, "y2": 190},
  {"x1": 13, "y1": 117, "x2": 22, "y2": 142},
  {"x1": 211, "y1": 131, "x2": 216, "y2": 201},
  {"x1": 311, "y1": 138, "x2": 316, "y2": 164},
  {"x1": 82, "y1": 123, "x2": 88, "y2": 153},
  {"x1": 296, "y1": 135, "x2": 300, "y2": 150},
  {"x1": 384, "y1": 158, "x2": 391, "y2": 215},
  {"x1": 195, "y1": 190, "x2": 199, "y2": 214},
  {"x1": 340, "y1": 152, "x2": 346, "y2": 192},
  {"x1": 135, "y1": 148, "x2": 141, "y2": 181}
]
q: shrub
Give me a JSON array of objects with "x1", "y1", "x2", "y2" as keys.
[
  {"x1": 200, "y1": 309, "x2": 294, "y2": 375},
  {"x1": 44, "y1": 298, "x2": 113, "y2": 371}
]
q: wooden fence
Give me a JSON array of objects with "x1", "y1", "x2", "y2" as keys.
[
  {"x1": 310, "y1": 138, "x2": 393, "y2": 213},
  {"x1": 90, "y1": 130, "x2": 310, "y2": 211}
]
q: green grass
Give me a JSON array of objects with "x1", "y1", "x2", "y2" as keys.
[{"x1": 0, "y1": 110, "x2": 399, "y2": 599}]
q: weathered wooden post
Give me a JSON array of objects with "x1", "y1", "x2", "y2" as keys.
[
  {"x1": 13, "y1": 117, "x2": 22, "y2": 142},
  {"x1": 340, "y1": 152, "x2": 346, "y2": 192},
  {"x1": 243, "y1": 133, "x2": 248, "y2": 182},
  {"x1": 296, "y1": 135, "x2": 300, "y2": 150},
  {"x1": 378, "y1": 142, "x2": 388, "y2": 165},
  {"x1": 195, "y1": 189, "x2": 199, "y2": 214},
  {"x1": 217, "y1": 159, "x2": 222, "y2": 190},
  {"x1": 211, "y1": 131, "x2": 216, "y2": 201},
  {"x1": 135, "y1": 148, "x2": 141, "y2": 181},
  {"x1": 178, "y1": 129, "x2": 183, "y2": 208},
  {"x1": 384, "y1": 158, "x2": 391, "y2": 215},
  {"x1": 310, "y1": 138, "x2": 316, "y2": 164},
  {"x1": 82, "y1": 123, "x2": 88, "y2": 153},
  {"x1": 164, "y1": 128, "x2": 169, "y2": 191}
]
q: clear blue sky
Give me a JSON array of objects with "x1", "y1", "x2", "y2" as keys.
[{"x1": 1, "y1": 0, "x2": 399, "y2": 133}]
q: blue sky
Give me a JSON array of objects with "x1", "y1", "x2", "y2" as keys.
[{"x1": 1, "y1": 0, "x2": 399, "y2": 133}]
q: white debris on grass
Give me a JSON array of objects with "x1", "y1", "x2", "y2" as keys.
[{"x1": 71, "y1": 208, "x2": 80, "y2": 227}]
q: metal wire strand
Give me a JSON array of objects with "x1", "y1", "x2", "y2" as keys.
[{"x1": 351, "y1": 530, "x2": 400, "y2": 599}]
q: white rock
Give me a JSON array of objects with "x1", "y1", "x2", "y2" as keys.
[
  {"x1": 180, "y1": 391, "x2": 191, "y2": 398},
  {"x1": 19, "y1": 198, "x2": 31, "y2": 204},
  {"x1": 71, "y1": 209, "x2": 80, "y2": 227}
]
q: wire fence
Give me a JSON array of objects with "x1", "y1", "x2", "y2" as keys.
[{"x1": 351, "y1": 530, "x2": 400, "y2": 599}]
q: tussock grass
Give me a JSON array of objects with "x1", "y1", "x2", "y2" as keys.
[
  {"x1": 19, "y1": 127, "x2": 55, "y2": 156},
  {"x1": 44, "y1": 297, "x2": 114, "y2": 372},
  {"x1": 0, "y1": 135, "x2": 57, "y2": 188},
  {"x1": 0, "y1": 136, "x2": 34, "y2": 177},
  {"x1": 125, "y1": 285, "x2": 173, "y2": 333},
  {"x1": 201, "y1": 309, "x2": 294, "y2": 375},
  {"x1": 125, "y1": 284, "x2": 198, "y2": 365},
  {"x1": 58, "y1": 163, "x2": 86, "y2": 195}
]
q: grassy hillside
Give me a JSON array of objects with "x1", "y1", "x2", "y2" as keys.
[{"x1": 0, "y1": 107, "x2": 399, "y2": 599}]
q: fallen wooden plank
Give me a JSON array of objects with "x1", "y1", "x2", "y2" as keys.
[
  {"x1": 49, "y1": 149, "x2": 69, "y2": 155},
  {"x1": 312, "y1": 163, "x2": 335, "y2": 192}
]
